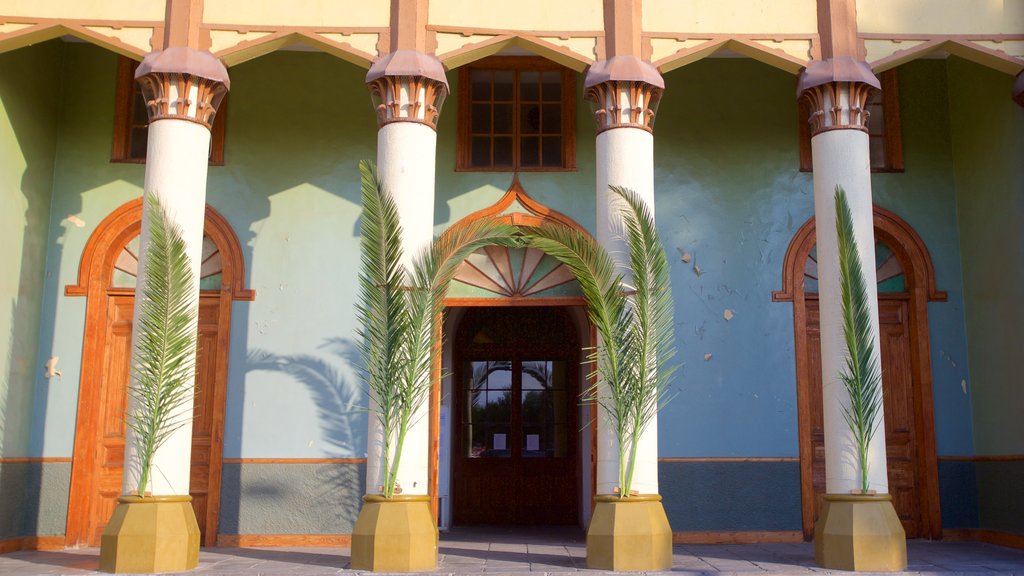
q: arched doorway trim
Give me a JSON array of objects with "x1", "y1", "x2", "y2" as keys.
[
  {"x1": 64, "y1": 198, "x2": 253, "y2": 547},
  {"x1": 774, "y1": 204, "x2": 946, "y2": 540},
  {"x1": 433, "y1": 177, "x2": 597, "y2": 524}
]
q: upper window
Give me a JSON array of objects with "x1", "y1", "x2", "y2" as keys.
[
  {"x1": 799, "y1": 69, "x2": 902, "y2": 173},
  {"x1": 112, "y1": 56, "x2": 227, "y2": 165},
  {"x1": 457, "y1": 57, "x2": 576, "y2": 171}
]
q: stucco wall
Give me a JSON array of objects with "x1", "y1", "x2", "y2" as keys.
[
  {"x1": 11, "y1": 43, "x2": 986, "y2": 536},
  {"x1": 947, "y1": 56, "x2": 1024, "y2": 535},
  {"x1": 0, "y1": 40, "x2": 62, "y2": 541},
  {"x1": 0, "y1": 40, "x2": 61, "y2": 460}
]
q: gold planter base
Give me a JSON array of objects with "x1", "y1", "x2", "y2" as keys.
[
  {"x1": 586, "y1": 494, "x2": 672, "y2": 571},
  {"x1": 350, "y1": 495, "x2": 438, "y2": 572},
  {"x1": 99, "y1": 495, "x2": 200, "y2": 574},
  {"x1": 814, "y1": 493, "x2": 907, "y2": 571}
]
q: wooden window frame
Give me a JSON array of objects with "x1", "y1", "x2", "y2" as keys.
[
  {"x1": 799, "y1": 69, "x2": 903, "y2": 173},
  {"x1": 457, "y1": 56, "x2": 577, "y2": 172},
  {"x1": 112, "y1": 56, "x2": 227, "y2": 165}
]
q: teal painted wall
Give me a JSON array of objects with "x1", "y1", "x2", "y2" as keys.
[
  {"x1": 947, "y1": 57, "x2": 1024, "y2": 457},
  {"x1": 29, "y1": 46, "x2": 373, "y2": 462},
  {"x1": 946, "y1": 56, "x2": 1024, "y2": 535},
  {"x1": 0, "y1": 41, "x2": 62, "y2": 460},
  {"x1": 651, "y1": 59, "x2": 974, "y2": 457},
  {"x1": 11, "y1": 42, "x2": 997, "y2": 534}
]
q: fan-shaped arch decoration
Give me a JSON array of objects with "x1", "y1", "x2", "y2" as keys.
[
  {"x1": 454, "y1": 246, "x2": 578, "y2": 298},
  {"x1": 444, "y1": 175, "x2": 590, "y2": 301},
  {"x1": 111, "y1": 234, "x2": 226, "y2": 290},
  {"x1": 802, "y1": 239, "x2": 906, "y2": 293},
  {"x1": 65, "y1": 197, "x2": 254, "y2": 300}
]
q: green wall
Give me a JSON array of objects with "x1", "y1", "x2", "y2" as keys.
[
  {"x1": 8, "y1": 42, "x2": 1000, "y2": 536},
  {"x1": 0, "y1": 41, "x2": 62, "y2": 460},
  {"x1": 947, "y1": 57, "x2": 1024, "y2": 456},
  {"x1": 947, "y1": 56, "x2": 1024, "y2": 534},
  {"x1": 0, "y1": 41, "x2": 63, "y2": 541}
]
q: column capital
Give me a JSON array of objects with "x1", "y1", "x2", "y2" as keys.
[
  {"x1": 366, "y1": 51, "x2": 449, "y2": 130},
  {"x1": 135, "y1": 48, "x2": 230, "y2": 130},
  {"x1": 584, "y1": 56, "x2": 665, "y2": 134},
  {"x1": 1014, "y1": 71, "x2": 1024, "y2": 108},
  {"x1": 798, "y1": 57, "x2": 880, "y2": 137}
]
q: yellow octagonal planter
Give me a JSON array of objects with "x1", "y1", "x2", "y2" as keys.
[
  {"x1": 350, "y1": 494, "x2": 438, "y2": 572},
  {"x1": 99, "y1": 495, "x2": 200, "y2": 574},
  {"x1": 586, "y1": 494, "x2": 672, "y2": 571},
  {"x1": 814, "y1": 493, "x2": 907, "y2": 571}
]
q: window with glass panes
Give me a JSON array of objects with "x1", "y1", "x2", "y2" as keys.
[{"x1": 457, "y1": 57, "x2": 576, "y2": 171}]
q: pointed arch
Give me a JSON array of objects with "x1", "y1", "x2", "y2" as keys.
[
  {"x1": 64, "y1": 198, "x2": 252, "y2": 548},
  {"x1": 774, "y1": 204, "x2": 945, "y2": 540},
  {"x1": 454, "y1": 174, "x2": 593, "y2": 235}
]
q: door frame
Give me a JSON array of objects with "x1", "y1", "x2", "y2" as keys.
[
  {"x1": 430, "y1": 175, "x2": 598, "y2": 524},
  {"x1": 64, "y1": 198, "x2": 253, "y2": 547},
  {"x1": 450, "y1": 306, "x2": 583, "y2": 525},
  {"x1": 773, "y1": 205, "x2": 947, "y2": 540}
]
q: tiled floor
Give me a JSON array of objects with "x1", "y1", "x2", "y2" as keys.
[{"x1": 2, "y1": 528, "x2": 1023, "y2": 575}]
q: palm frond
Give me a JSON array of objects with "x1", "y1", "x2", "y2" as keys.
[
  {"x1": 523, "y1": 187, "x2": 676, "y2": 496},
  {"x1": 127, "y1": 192, "x2": 198, "y2": 496},
  {"x1": 356, "y1": 160, "x2": 525, "y2": 497},
  {"x1": 834, "y1": 186, "x2": 883, "y2": 493}
]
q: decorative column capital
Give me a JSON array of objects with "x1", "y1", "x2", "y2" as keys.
[
  {"x1": 366, "y1": 50, "x2": 449, "y2": 130},
  {"x1": 798, "y1": 57, "x2": 881, "y2": 137},
  {"x1": 135, "y1": 48, "x2": 230, "y2": 130},
  {"x1": 1013, "y1": 71, "x2": 1023, "y2": 108},
  {"x1": 584, "y1": 56, "x2": 665, "y2": 134}
]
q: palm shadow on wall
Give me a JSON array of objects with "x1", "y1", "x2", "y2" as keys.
[{"x1": 246, "y1": 337, "x2": 367, "y2": 530}]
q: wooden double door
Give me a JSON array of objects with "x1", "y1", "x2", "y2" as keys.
[
  {"x1": 71, "y1": 293, "x2": 224, "y2": 547},
  {"x1": 805, "y1": 296, "x2": 922, "y2": 537},
  {"x1": 452, "y1": 307, "x2": 580, "y2": 525}
]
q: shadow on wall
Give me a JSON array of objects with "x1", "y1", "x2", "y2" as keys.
[{"x1": 243, "y1": 338, "x2": 366, "y2": 530}]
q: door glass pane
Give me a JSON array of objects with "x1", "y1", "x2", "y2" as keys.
[
  {"x1": 520, "y1": 361, "x2": 567, "y2": 457},
  {"x1": 464, "y1": 361, "x2": 512, "y2": 458}
]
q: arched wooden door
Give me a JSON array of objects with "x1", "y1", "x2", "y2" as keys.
[
  {"x1": 452, "y1": 306, "x2": 580, "y2": 525},
  {"x1": 774, "y1": 206, "x2": 947, "y2": 540},
  {"x1": 65, "y1": 199, "x2": 253, "y2": 547}
]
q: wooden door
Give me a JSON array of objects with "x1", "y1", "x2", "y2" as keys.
[
  {"x1": 452, "y1": 307, "x2": 579, "y2": 525},
  {"x1": 806, "y1": 296, "x2": 920, "y2": 537},
  {"x1": 83, "y1": 294, "x2": 222, "y2": 546}
]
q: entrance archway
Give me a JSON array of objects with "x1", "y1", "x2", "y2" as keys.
[
  {"x1": 64, "y1": 198, "x2": 253, "y2": 547},
  {"x1": 433, "y1": 176, "x2": 595, "y2": 527},
  {"x1": 774, "y1": 205, "x2": 946, "y2": 539},
  {"x1": 451, "y1": 306, "x2": 581, "y2": 525}
]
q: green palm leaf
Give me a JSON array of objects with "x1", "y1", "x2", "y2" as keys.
[
  {"x1": 834, "y1": 186, "x2": 884, "y2": 493},
  {"x1": 127, "y1": 192, "x2": 199, "y2": 496},
  {"x1": 356, "y1": 160, "x2": 522, "y2": 497},
  {"x1": 523, "y1": 186, "x2": 675, "y2": 497}
]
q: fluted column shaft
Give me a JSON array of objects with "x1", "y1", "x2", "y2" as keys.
[
  {"x1": 363, "y1": 51, "x2": 448, "y2": 496},
  {"x1": 122, "y1": 48, "x2": 229, "y2": 496},
  {"x1": 585, "y1": 57, "x2": 664, "y2": 496},
  {"x1": 800, "y1": 58, "x2": 889, "y2": 495}
]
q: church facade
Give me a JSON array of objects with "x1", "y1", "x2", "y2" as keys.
[{"x1": 1, "y1": 0, "x2": 1022, "y2": 551}]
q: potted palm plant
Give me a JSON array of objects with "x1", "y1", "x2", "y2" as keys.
[
  {"x1": 814, "y1": 186, "x2": 905, "y2": 571},
  {"x1": 99, "y1": 193, "x2": 201, "y2": 573},
  {"x1": 525, "y1": 186, "x2": 675, "y2": 571},
  {"x1": 351, "y1": 160, "x2": 520, "y2": 571}
]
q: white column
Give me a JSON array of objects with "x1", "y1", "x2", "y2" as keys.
[
  {"x1": 804, "y1": 77, "x2": 889, "y2": 495},
  {"x1": 364, "y1": 122, "x2": 438, "y2": 496},
  {"x1": 121, "y1": 49, "x2": 229, "y2": 496},
  {"x1": 363, "y1": 52, "x2": 448, "y2": 497},
  {"x1": 594, "y1": 127, "x2": 659, "y2": 496},
  {"x1": 585, "y1": 63, "x2": 665, "y2": 497}
]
